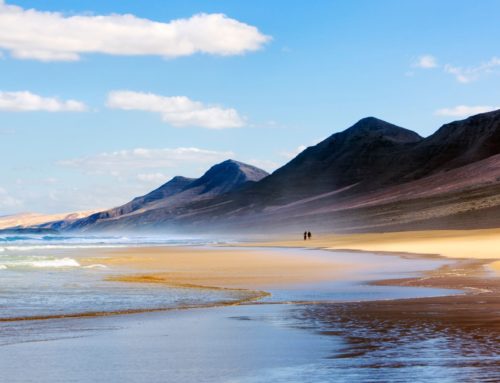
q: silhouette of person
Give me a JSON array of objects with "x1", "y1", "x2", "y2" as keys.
[
  {"x1": 307, "y1": 231, "x2": 312, "y2": 240},
  {"x1": 304, "y1": 231, "x2": 307, "y2": 240}
]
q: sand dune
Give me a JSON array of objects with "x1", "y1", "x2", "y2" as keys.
[{"x1": 0, "y1": 210, "x2": 99, "y2": 230}]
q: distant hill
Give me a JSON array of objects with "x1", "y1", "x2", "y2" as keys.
[
  {"x1": 0, "y1": 210, "x2": 98, "y2": 230},
  {"x1": 24, "y1": 109, "x2": 500, "y2": 234},
  {"x1": 60, "y1": 159, "x2": 269, "y2": 232}
]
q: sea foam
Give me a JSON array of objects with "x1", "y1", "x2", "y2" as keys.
[
  {"x1": 30, "y1": 258, "x2": 81, "y2": 268},
  {"x1": 1, "y1": 257, "x2": 82, "y2": 269}
]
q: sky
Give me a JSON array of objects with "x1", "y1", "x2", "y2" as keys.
[{"x1": 1, "y1": 0, "x2": 499, "y2": 214}]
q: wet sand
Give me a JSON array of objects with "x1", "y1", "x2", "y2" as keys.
[
  {"x1": 291, "y1": 258, "x2": 500, "y2": 381},
  {"x1": 77, "y1": 242, "x2": 500, "y2": 352},
  {"x1": 239, "y1": 230, "x2": 500, "y2": 380},
  {"x1": 2, "y1": 236, "x2": 499, "y2": 381},
  {"x1": 2, "y1": 246, "x2": 354, "y2": 322},
  {"x1": 253, "y1": 230, "x2": 500, "y2": 332},
  {"x1": 83, "y1": 246, "x2": 355, "y2": 289},
  {"x1": 82, "y1": 242, "x2": 500, "y2": 339},
  {"x1": 249, "y1": 229, "x2": 500, "y2": 297}
]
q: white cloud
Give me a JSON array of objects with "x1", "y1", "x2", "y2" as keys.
[
  {"x1": 59, "y1": 147, "x2": 234, "y2": 176},
  {"x1": 444, "y1": 57, "x2": 500, "y2": 83},
  {"x1": 411, "y1": 55, "x2": 500, "y2": 83},
  {"x1": 107, "y1": 91, "x2": 244, "y2": 129},
  {"x1": 413, "y1": 55, "x2": 437, "y2": 69},
  {"x1": 0, "y1": 91, "x2": 86, "y2": 112},
  {"x1": 435, "y1": 105, "x2": 500, "y2": 118},
  {"x1": 0, "y1": 1, "x2": 270, "y2": 62},
  {"x1": 0, "y1": 187, "x2": 23, "y2": 211}
]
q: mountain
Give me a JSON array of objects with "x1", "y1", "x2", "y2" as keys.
[
  {"x1": 102, "y1": 176, "x2": 194, "y2": 218},
  {"x1": 232, "y1": 117, "x2": 423, "y2": 203},
  {"x1": 163, "y1": 110, "x2": 500, "y2": 232},
  {"x1": 230, "y1": 111, "x2": 500, "y2": 206},
  {"x1": 27, "y1": 109, "x2": 500, "y2": 234},
  {"x1": 187, "y1": 160, "x2": 269, "y2": 194},
  {"x1": 61, "y1": 159, "x2": 269, "y2": 232},
  {"x1": 401, "y1": 109, "x2": 500, "y2": 181}
]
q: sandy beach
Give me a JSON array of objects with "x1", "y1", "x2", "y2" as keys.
[
  {"x1": 1, "y1": 231, "x2": 499, "y2": 382},
  {"x1": 246, "y1": 229, "x2": 500, "y2": 333},
  {"x1": 86, "y1": 246, "x2": 354, "y2": 290},
  {"x1": 251, "y1": 228, "x2": 500, "y2": 259}
]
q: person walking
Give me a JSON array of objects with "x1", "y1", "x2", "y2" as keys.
[
  {"x1": 307, "y1": 231, "x2": 312, "y2": 240},
  {"x1": 304, "y1": 231, "x2": 307, "y2": 240}
]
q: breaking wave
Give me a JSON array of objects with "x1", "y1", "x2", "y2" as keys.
[{"x1": 0, "y1": 257, "x2": 81, "y2": 269}]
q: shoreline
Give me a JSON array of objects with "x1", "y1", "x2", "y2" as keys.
[
  {"x1": 2, "y1": 239, "x2": 498, "y2": 382},
  {"x1": 243, "y1": 228, "x2": 500, "y2": 259},
  {"x1": 3, "y1": 229, "x2": 499, "y2": 323},
  {"x1": 1, "y1": 242, "x2": 486, "y2": 323}
]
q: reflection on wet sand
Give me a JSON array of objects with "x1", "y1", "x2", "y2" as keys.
[{"x1": 291, "y1": 258, "x2": 500, "y2": 381}]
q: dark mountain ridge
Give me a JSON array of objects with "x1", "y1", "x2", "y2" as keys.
[
  {"x1": 36, "y1": 109, "x2": 500, "y2": 233},
  {"x1": 241, "y1": 117, "x2": 423, "y2": 202},
  {"x1": 401, "y1": 109, "x2": 500, "y2": 181}
]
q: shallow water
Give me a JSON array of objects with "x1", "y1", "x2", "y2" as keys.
[
  {"x1": 0, "y1": 237, "x2": 456, "y2": 321},
  {"x1": 0, "y1": 305, "x2": 336, "y2": 382},
  {"x1": 251, "y1": 247, "x2": 458, "y2": 303},
  {"x1": 289, "y1": 302, "x2": 500, "y2": 382},
  {"x1": 2, "y1": 301, "x2": 497, "y2": 383},
  {"x1": 1, "y1": 236, "x2": 487, "y2": 382},
  {"x1": 0, "y1": 240, "x2": 246, "y2": 320}
]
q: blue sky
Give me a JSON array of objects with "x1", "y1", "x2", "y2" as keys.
[{"x1": 1, "y1": 0, "x2": 499, "y2": 214}]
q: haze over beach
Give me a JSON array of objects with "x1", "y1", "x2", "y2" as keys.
[{"x1": 1, "y1": 1, "x2": 499, "y2": 382}]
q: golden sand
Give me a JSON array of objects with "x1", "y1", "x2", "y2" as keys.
[
  {"x1": 81, "y1": 228, "x2": 500, "y2": 294},
  {"x1": 81, "y1": 246, "x2": 352, "y2": 290},
  {"x1": 252, "y1": 228, "x2": 500, "y2": 260}
]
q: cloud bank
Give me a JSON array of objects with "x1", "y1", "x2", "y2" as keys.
[
  {"x1": 59, "y1": 147, "x2": 235, "y2": 176},
  {"x1": 0, "y1": 91, "x2": 86, "y2": 112},
  {"x1": 107, "y1": 91, "x2": 244, "y2": 129},
  {"x1": 0, "y1": 1, "x2": 270, "y2": 61}
]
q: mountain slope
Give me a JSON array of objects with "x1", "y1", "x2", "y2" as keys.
[
  {"x1": 238, "y1": 117, "x2": 423, "y2": 203},
  {"x1": 30, "y1": 109, "x2": 500, "y2": 233},
  {"x1": 64, "y1": 159, "x2": 268, "y2": 231},
  {"x1": 147, "y1": 110, "x2": 500, "y2": 232},
  {"x1": 400, "y1": 109, "x2": 500, "y2": 182}
]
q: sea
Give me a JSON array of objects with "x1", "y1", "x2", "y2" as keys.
[
  {"x1": 0, "y1": 234, "x2": 245, "y2": 321},
  {"x1": 3, "y1": 234, "x2": 496, "y2": 383},
  {"x1": 0, "y1": 234, "x2": 457, "y2": 322}
]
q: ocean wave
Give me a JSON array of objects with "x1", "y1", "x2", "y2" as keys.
[
  {"x1": 30, "y1": 258, "x2": 81, "y2": 268},
  {"x1": 0, "y1": 234, "x2": 218, "y2": 247},
  {"x1": 26, "y1": 258, "x2": 80, "y2": 268},
  {"x1": 0, "y1": 244, "x2": 128, "y2": 251},
  {"x1": 0, "y1": 257, "x2": 81, "y2": 269},
  {"x1": 0, "y1": 236, "x2": 33, "y2": 242}
]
